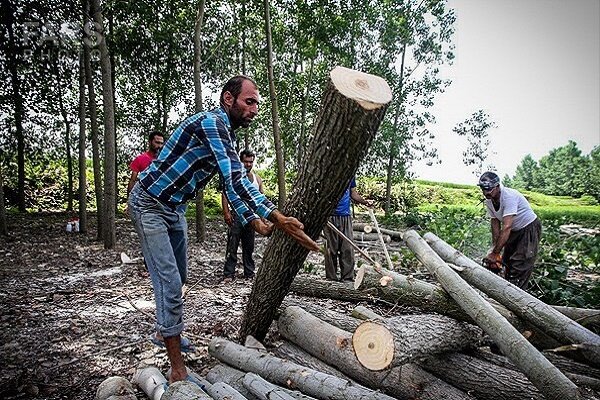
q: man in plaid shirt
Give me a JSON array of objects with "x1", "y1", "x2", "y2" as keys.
[{"x1": 128, "y1": 76, "x2": 318, "y2": 387}]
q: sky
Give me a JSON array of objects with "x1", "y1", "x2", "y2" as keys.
[{"x1": 411, "y1": 0, "x2": 600, "y2": 184}]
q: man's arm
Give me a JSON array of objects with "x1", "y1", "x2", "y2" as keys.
[
  {"x1": 250, "y1": 210, "x2": 319, "y2": 252},
  {"x1": 221, "y1": 192, "x2": 233, "y2": 226},
  {"x1": 486, "y1": 216, "x2": 514, "y2": 260},
  {"x1": 350, "y1": 187, "x2": 373, "y2": 207},
  {"x1": 127, "y1": 170, "x2": 139, "y2": 197}
]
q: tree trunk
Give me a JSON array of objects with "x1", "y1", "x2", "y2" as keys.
[
  {"x1": 291, "y1": 276, "x2": 378, "y2": 303},
  {"x1": 384, "y1": 43, "x2": 406, "y2": 216},
  {"x1": 207, "y1": 364, "x2": 260, "y2": 400},
  {"x1": 355, "y1": 265, "x2": 470, "y2": 321},
  {"x1": 418, "y1": 352, "x2": 543, "y2": 400},
  {"x1": 263, "y1": 0, "x2": 286, "y2": 206},
  {"x1": 2, "y1": 0, "x2": 26, "y2": 212},
  {"x1": 95, "y1": 376, "x2": 137, "y2": 400},
  {"x1": 403, "y1": 229, "x2": 581, "y2": 400},
  {"x1": 271, "y1": 341, "x2": 354, "y2": 381},
  {"x1": 243, "y1": 373, "x2": 296, "y2": 400},
  {"x1": 240, "y1": 67, "x2": 392, "y2": 341},
  {"x1": 277, "y1": 306, "x2": 472, "y2": 400},
  {"x1": 298, "y1": 57, "x2": 314, "y2": 167},
  {"x1": 83, "y1": 0, "x2": 104, "y2": 240},
  {"x1": 208, "y1": 337, "x2": 396, "y2": 400},
  {"x1": 0, "y1": 165, "x2": 8, "y2": 236},
  {"x1": 352, "y1": 222, "x2": 372, "y2": 233},
  {"x1": 352, "y1": 314, "x2": 481, "y2": 370},
  {"x1": 424, "y1": 232, "x2": 600, "y2": 367},
  {"x1": 132, "y1": 366, "x2": 167, "y2": 400},
  {"x1": 56, "y1": 70, "x2": 74, "y2": 212},
  {"x1": 279, "y1": 298, "x2": 362, "y2": 332},
  {"x1": 353, "y1": 232, "x2": 391, "y2": 242},
  {"x1": 78, "y1": 50, "x2": 88, "y2": 233},
  {"x1": 193, "y1": 0, "x2": 206, "y2": 243},
  {"x1": 91, "y1": 0, "x2": 116, "y2": 249}
]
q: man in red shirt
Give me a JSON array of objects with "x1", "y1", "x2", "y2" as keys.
[{"x1": 127, "y1": 131, "x2": 165, "y2": 196}]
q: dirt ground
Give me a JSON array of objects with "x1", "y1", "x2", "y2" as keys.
[{"x1": 0, "y1": 212, "x2": 351, "y2": 400}]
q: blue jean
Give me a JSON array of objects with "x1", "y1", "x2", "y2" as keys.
[{"x1": 128, "y1": 183, "x2": 188, "y2": 338}]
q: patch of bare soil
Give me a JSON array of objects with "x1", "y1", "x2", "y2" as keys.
[{"x1": 0, "y1": 213, "x2": 290, "y2": 399}]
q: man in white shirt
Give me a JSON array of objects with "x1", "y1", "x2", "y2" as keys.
[{"x1": 479, "y1": 172, "x2": 542, "y2": 289}]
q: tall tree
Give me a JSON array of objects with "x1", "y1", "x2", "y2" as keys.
[
  {"x1": 78, "y1": 49, "x2": 88, "y2": 234},
  {"x1": 535, "y1": 140, "x2": 587, "y2": 197},
  {"x1": 91, "y1": 0, "x2": 116, "y2": 248},
  {"x1": 194, "y1": 0, "x2": 207, "y2": 243},
  {"x1": 263, "y1": 0, "x2": 286, "y2": 206},
  {"x1": 0, "y1": 163, "x2": 7, "y2": 236},
  {"x1": 453, "y1": 109, "x2": 497, "y2": 177},
  {"x1": 1, "y1": 0, "x2": 26, "y2": 212}
]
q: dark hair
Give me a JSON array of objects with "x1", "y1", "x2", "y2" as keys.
[
  {"x1": 220, "y1": 75, "x2": 257, "y2": 105},
  {"x1": 240, "y1": 149, "x2": 255, "y2": 160},
  {"x1": 478, "y1": 171, "x2": 500, "y2": 189},
  {"x1": 148, "y1": 130, "x2": 164, "y2": 142}
]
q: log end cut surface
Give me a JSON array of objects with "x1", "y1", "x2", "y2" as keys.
[
  {"x1": 330, "y1": 66, "x2": 393, "y2": 110},
  {"x1": 352, "y1": 321, "x2": 395, "y2": 370}
]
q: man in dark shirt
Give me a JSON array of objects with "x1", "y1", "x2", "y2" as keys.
[{"x1": 128, "y1": 76, "x2": 318, "y2": 386}]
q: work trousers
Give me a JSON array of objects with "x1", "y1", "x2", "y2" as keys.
[
  {"x1": 224, "y1": 216, "x2": 256, "y2": 278},
  {"x1": 129, "y1": 183, "x2": 188, "y2": 338},
  {"x1": 323, "y1": 215, "x2": 355, "y2": 281},
  {"x1": 503, "y1": 218, "x2": 542, "y2": 289}
]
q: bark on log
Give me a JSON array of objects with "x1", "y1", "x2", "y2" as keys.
[
  {"x1": 352, "y1": 223, "x2": 373, "y2": 233},
  {"x1": 243, "y1": 373, "x2": 296, "y2": 400},
  {"x1": 376, "y1": 227, "x2": 403, "y2": 240},
  {"x1": 132, "y1": 366, "x2": 166, "y2": 400},
  {"x1": 208, "y1": 337, "x2": 396, "y2": 400},
  {"x1": 206, "y1": 364, "x2": 260, "y2": 400},
  {"x1": 291, "y1": 276, "x2": 379, "y2": 303},
  {"x1": 404, "y1": 229, "x2": 581, "y2": 400},
  {"x1": 95, "y1": 376, "x2": 137, "y2": 400},
  {"x1": 552, "y1": 306, "x2": 600, "y2": 330},
  {"x1": 280, "y1": 298, "x2": 362, "y2": 332},
  {"x1": 424, "y1": 232, "x2": 600, "y2": 367},
  {"x1": 418, "y1": 352, "x2": 543, "y2": 400},
  {"x1": 240, "y1": 67, "x2": 392, "y2": 341},
  {"x1": 352, "y1": 314, "x2": 482, "y2": 370},
  {"x1": 543, "y1": 351, "x2": 600, "y2": 380},
  {"x1": 355, "y1": 265, "x2": 560, "y2": 349},
  {"x1": 162, "y1": 381, "x2": 211, "y2": 400},
  {"x1": 353, "y1": 232, "x2": 391, "y2": 243},
  {"x1": 207, "y1": 382, "x2": 249, "y2": 400},
  {"x1": 474, "y1": 349, "x2": 600, "y2": 391},
  {"x1": 271, "y1": 341, "x2": 354, "y2": 381},
  {"x1": 351, "y1": 306, "x2": 384, "y2": 321},
  {"x1": 277, "y1": 306, "x2": 473, "y2": 400}
]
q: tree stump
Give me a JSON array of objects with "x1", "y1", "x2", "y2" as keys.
[{"x1": 240, "y1": 66, "x2": 392, "y2": 341}]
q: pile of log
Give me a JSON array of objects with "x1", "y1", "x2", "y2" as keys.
[{"x1": 96, "y1": 228, "x2": 599, "y2": 400}]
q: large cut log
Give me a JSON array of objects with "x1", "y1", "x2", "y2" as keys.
[
  {"x1": 473, "y1": 349, "x2": 600, "y2": 391},
  {"x1": 355, "y1": 265, "x2": 560, "y2": 349},
  {"x1": 403, "y1": 229, "x2": 582, "y2": 400},
  {"x1": 352, "y1": 222, "x2": 372, "y2": 233},
  {"x1": 424, "y1": 232, "x2": 600, "y2": 366},
  {"x1": 240, "y1": 67, "x2": 392, "y2": 341},
  {"x1": 277, "y1": 306, "x2": 473, "y2": 400},
  {"x1": 207, "y1": 382, "x2": 249, "y2": 400},
  {"x1": 207, "y1": 364, "x2": 260, "y2": 400},
  {"x1": 280, "y1": 298, "x2": 362, "y2": 332},
  {"x1": 243, "y1": 373, "x2": 296, "y2": 400},
  {"x1": 418, "y1": 352, "x2": 543, "y2": 400},
  {"x1": 132, "y1": 366, "x2": 166, "y2": 400},
  {"x1": 271, "y1": 341, "x2": 355, "y2": 381},
  {"x1": 552, "y1": 306, "x2": 600, "y2": 330},
  {"x1": 95, "y1": 376, "x2": 137, "y2": 400},
  {"x1": 291, "y1": 276, "x2": 379, "y2": 303},
  {"x1": 543, "y1": 351, "x2": 600, "y2": 380},
  {"x1": 353, "y1": 232, "x2": 391, "y2": 243},
  {"x1": 352, "y1": 314, "x2": 482, "y2": 370},
  {"x1": 208, "y1": 337, "x2": 397, "y2": 400}
]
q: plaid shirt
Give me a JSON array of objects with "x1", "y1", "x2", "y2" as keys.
[{"x1": 139, "y1": 108, "x2": 275, "y2": 225}]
